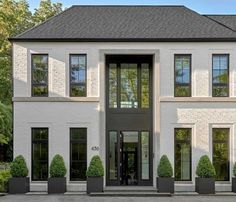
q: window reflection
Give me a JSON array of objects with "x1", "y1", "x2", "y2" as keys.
[
  {"x1": 213, "y1": 128, "x2": 229, "y2": 181},
  {"x1": 174, "y1": 55, "x2": 191, "y2": 97},
  {"x1": 120, "y1": 64, "x2": 138, "y2": 108},
  {"x1": 70, "y1": 55, "x2": 86, "y2": 97},
  {"x1": 175, "y1": 128, "x2": 191, "y2": 181},
  {"x1": 212, "y1": 55, "x2": 229, "y2": 97}
]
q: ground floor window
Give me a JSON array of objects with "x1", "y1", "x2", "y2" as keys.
[
  {"x1": 174, "y1": 128, "x2": 191, "y2": 181},
  {"x1": 32, "y1": 128, "x2": 48, "y2": 181},
  {"x1": 213, "y1": 128, "x2": 229, "y2": 181},
  {"x1": 70, "y1": 128, "x2": 87, "y2": 181}
]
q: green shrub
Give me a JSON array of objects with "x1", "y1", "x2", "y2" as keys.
[
  {"x1": 0, "y1": 162, "x2": 11, "y2": 170},
  {"x1": 49, "y1": 154, "x2": 67, "y2": 178},
  {"x1": 196, "y1": 155, "x2": 216, "y2": 178},
  {"x1": 157, "y1": 155, "x2": 173, "y2": 178},
  {"x1": 10, "y1": 155, "x2": 28, "y2": 177},
  {"x1": 233, "y1": 162, "x2": 236, "y2": 177},
  {"x1": 0, "y1": 170, "x2": 11, "y2": 192},
  {"x1": 86, "y1": 155, "x2": 104, "y2": 177}
]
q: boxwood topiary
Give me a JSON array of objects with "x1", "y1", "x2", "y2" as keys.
[
  {"x1": 86, "y1": 155, "x2": 104, "y2": 177},
  {"x1": 233, "y1": 162, "x2": 236, "y2": 177},
  {"x1": 157, "y1": 155, "x2": 173, "y2": 178},
  {"x1": 196, "y1": 155, "x2": 216, "y2": 178},
  {"x1": 10, "y1": 155, "x2": 28, "y2": 177},
  {"x1": 49, "y1": 154, "x2": 67, "y2": 178}
]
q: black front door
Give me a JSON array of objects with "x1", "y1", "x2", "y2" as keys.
[{"x1": 106, "y1": 55, "x2": 153, "y2": 186}]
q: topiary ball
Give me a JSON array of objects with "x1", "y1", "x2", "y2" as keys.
[
  {"x1": 157, "y1": 155, "x2": 173, "y2": 178},
  {"x1": 10, "y1": 155, "x2": 28, "y2": 177},
  {"x1": 86, "y1": 155, "x2": 104, "y2": 177},
  {"x1": 196, "y1": 155, "x2": 216, "y2": 178},
  {"x1": 49, "y1": 154, "x2": 67, "y2": 178}
]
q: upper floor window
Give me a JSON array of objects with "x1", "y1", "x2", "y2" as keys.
[
  {"x1": 174, "y1": 55, "x2": 191, "y2": 97},
  {"x1": 32, "y1": 54, "x2": 48, "y2": 97},
  {"x1": 70, "y1": 54, "x2": 86, "y2": 97},
  {"x1": 212, "y1": 54, "x2": 229, "y2": 97}
]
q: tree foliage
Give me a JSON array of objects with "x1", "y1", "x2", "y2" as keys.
[
  {"x1": 33, "y1": 0, "x2": 62, "y2": 24},
  {"x1": 0, "y1": 103, "x2": 12, "y2": 144}
]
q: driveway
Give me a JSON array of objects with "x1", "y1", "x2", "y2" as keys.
[{"x1": 1, "y1": 195, "x2": 236, "y2": 202}]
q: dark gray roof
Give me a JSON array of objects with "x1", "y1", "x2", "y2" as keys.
[
  {"x1": 9, "y1": 6, "x2": 236, "y2": 42},
  {"x1": 206, "y1": 15, "x2": 236, "y2": 32}
]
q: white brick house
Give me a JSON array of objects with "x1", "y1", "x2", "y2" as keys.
[{"x1": 10, "y1": 6, "x2": 236, "y2": 192}]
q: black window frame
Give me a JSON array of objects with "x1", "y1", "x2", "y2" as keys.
[
  {"x1": 106, "y1": 55, "x2": 152, "y2": 109},
  {"x1": 174, "y1": 128, "x2": 192, "y2": 181},
  {"x1": 31, "y1": 128, "x2": 49, "y2": 181},
  {"x1": 212, "y1": 128, "x2": 230, "y2": 181},
  {"x1": 174, "y1": 54, "x2": 192, "y2": 97},
  {"x1": 70, "y1": 128, "x2": 87, "y2": 181},
  {"x1": 212, "y1": 54, "x2": 230, "y2": 97},
  {"x1": 69, "y1": 54, "x2": 87, "y2": 97},
  {"x1": 31, "y1": 54, "x2": 49, "y2": 97}
]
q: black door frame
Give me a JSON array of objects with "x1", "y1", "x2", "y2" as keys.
[{"x1": 105, "y1": 55, "x2": 153, "y2": 186}]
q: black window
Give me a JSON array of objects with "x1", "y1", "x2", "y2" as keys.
[
  {"x1": 213, "y1": 128, "x2": 229, "y2": 181},
  {"x1": 175, "y1": 128, "x2": 191, "y2": 181},
  {"x1": 212, "y1": 54, "x2": 229, "y2": 97},
  {"x1": 70, "y1": 128, "x2": 87, "y2": 181},
  {"x1": 70, "y1": 54, "x2": 87, "y2": 97},
  {"x1": 32, "y1": 54, "x2": 48, "y2": 97},
  {"x1": 32, "y1": 128, "x2": 48, "y2": 181},
  {"x1": 174, "y1": 55, "x2": 191, "y2": 97}
]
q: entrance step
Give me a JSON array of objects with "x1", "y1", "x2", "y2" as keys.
[
  {"x1": 104, "y1": 186, "x2": 156, "y2": 192},
  {"x1": 91, "y1": 187, "x2": 171, "y2": 197},
  {"x1": 89, "y1": 191, "x2": 171, "y2": 197}
]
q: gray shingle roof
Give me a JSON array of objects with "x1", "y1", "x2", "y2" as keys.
[
  {"x1": 206, "y1": 15, "x2": 236, "y2": 32},
  {"x1": 9, "y1": 6, "x2": 236, "y2": 42}
]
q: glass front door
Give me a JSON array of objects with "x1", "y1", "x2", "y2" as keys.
[
  {"x1": 106, "y1": 55, "x2": 153, "y2": 186},
  {"x1": 108, "y1": 130, "x2": 151, "y2": 186}
]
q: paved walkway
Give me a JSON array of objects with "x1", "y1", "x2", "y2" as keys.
[{"x1": 1, "y1": 195, "x2": 236, "y2": 202}]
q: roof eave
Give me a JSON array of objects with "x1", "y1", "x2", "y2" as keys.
[{"x1": 8, "y1": 37, "x2": 236, "y2": 42}]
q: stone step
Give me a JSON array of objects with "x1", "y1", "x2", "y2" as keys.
[
  {"x1": 89, "y1": 191, "x2": 171, "y2": 197},
  {"x1": 104, "y1": 186, "x2": 156, "y2": 192}
]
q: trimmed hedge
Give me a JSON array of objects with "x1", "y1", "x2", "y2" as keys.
[
  {"x1": 157, "y1": 155, "x2": 173, "y2": 178},
  {"x1": 10, "y1": 155, "x2": 28, "y2": 177},
  {"x1": 233, "y1": 162, "x2": 236, "y2": 177},
  {"x1": 196, "y1": 155, "x2": 216, "y2": 178},
  {"x1": 49, "y1": 154, "x2": 67, "y2": 178},
  {"x1": 86, "y1": 155, "x2": 104, "y2": 177},
  {"x1": 0, "y1": 170, "x2": 11, "y2": 192}
]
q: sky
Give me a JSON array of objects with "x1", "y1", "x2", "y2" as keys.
[{"x1": 28, "y1": 0, "x2": 236, "y2": 14}]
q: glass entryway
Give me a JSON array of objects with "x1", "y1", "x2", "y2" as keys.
[{"x1": 106, "y1": 55, "x2": 153, "y2": 186}]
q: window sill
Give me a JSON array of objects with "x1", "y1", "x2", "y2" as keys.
[
  {"x1": 12, "y1": 97, "x2": 99, "y2": 102},
  {"x1": 160, "y1": 97, "x2": 236, "y2": 102}
]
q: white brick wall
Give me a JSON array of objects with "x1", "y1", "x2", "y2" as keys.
[{"x1": 13, "y1": 41, "x2": 236, "y2": 191}]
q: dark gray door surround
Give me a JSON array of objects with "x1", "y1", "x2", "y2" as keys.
[{"x1": 106, "y1": 55, "x2": 153, "y2": 186}]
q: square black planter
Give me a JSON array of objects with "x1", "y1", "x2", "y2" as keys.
[
  {"x1": 87, "y1": 177, "x2": 103, "y2": 194},
  {"x1": 156, "y1": 177, "x2": 174, "y2": 193},
  {"x1": 9, "y1": 177, "x2": 29, "y2": 194},
  {"x1": 195, "y1": 177, "x2": 215, "y2": 194},
  {"x1": 48, "y1": 177, "x2": 66, "y2": 194},
  {"x1": 232, "y1": 178, "x2": 236, "y2": 193}
]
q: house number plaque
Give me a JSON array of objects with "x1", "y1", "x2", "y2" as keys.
[{"x1": 91, "y1": 146, "x2": 99, "y2": 151}]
